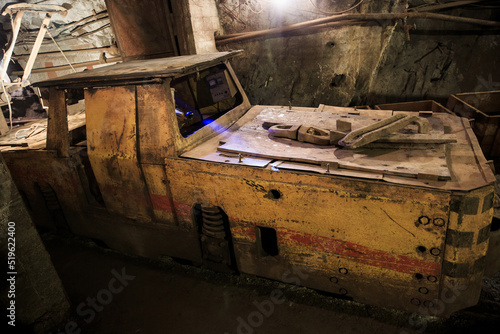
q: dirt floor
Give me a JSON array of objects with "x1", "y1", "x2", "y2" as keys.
[{"x1": 35, "y1": 233, "x2": 500, "y2": 334}]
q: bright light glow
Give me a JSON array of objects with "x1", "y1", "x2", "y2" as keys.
[{"x1": 272, "y1": 0, "x2": 289, "y2": 10}]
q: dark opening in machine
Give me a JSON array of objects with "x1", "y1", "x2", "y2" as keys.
[{"x1": 256, "y1": 226, "x2": 279, "y2": 257}]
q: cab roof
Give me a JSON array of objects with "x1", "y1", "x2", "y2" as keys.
[{"x1": 34, "y1": 50, "x2": 243, "y2": 89}]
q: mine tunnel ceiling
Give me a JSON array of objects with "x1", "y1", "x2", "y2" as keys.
[{"x1": 0, "y1": 0, "x2": 499, "y2": 107}]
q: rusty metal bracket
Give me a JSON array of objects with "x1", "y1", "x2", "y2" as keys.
[
  {"x1": 338, "y1": 114, "x2": 430, "y2": 149},
  {"x1": 268, "y1": 124, "x2": 299, "y2": 140},
  {"x1": 267, "y1": 115, "x2": 430, "y2": 149},
  {"x1": 268, "y1": 124, "x2": 345, "y2": 146},
  {"x1": 297, "y1": 125, "x2": 330, "y2": 145}
]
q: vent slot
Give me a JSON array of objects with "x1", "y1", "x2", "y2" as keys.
[{"x1": 256, "y1": 226, "x2": 279, "y2": 257}]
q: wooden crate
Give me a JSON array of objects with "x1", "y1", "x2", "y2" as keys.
[{"x1": 447, "y1": 91, "x2": 500, "y2": 158}]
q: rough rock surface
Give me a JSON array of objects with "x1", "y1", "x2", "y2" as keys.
[{"x1": 0, "y1": 155, "x2": 70, "y2": 333}]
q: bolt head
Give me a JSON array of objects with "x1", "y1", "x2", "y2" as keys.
[
  {"x1": 430, "y1": 248, "x2": 441, "y2": 256},
  {"x1": 419, "y1": 216, "x2": 430, "y2": 225},
  {"x1": 433, "y1": 218, "x2": 445, "y2": 227}
]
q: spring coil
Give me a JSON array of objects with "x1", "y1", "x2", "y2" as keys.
[
  {"x1": 201, "y1": 206, "x2": 225, "y2": 238},
  {"x1": 37, "y1": 183, "x2": 61, "y2": 211}
]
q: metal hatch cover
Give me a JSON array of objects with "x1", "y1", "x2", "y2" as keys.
[
  {"x1": 217, "y1": 108, "x2": 450, "y2": 179},
  {"x1": 181, "y1": 105, "x2": 494, "y2": 190}
]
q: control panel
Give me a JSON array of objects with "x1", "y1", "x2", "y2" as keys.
[{"x1": 206, "y1": 71, "x2": 236, "y2": 103}]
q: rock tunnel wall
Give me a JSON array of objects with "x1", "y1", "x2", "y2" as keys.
[{"x1": 216, "y1": 0, "x2": 500, "y2": 107}]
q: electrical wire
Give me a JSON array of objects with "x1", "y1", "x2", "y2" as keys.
[
  {"x1": 308, "y1": 0, "x2": 365, "y2": 15},
  {"x1": 46, "y1": 24, "x2": 76, "y2": 73}
]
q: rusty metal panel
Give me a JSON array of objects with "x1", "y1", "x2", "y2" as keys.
[
  {"x1": 85, "y1": 86, "x2": 153, "y2": 222},
  {"x1": 141, "y1": 163, "x2": 177, "y2": 226},
  {"x1": 136, "y1": 83, "x2": 183, "y2": 226},
  {"x1": 105, "y1": 0, "x2": 178, "y2": 61},
  {"x1": 136, "y1": 83, "x2": 176, "y2": 163},
  {"x1": 163, "y1": 157, "x2": 453, "y2": 313},
  {"x1": 440, "y1": 186, "x2": 495, "y2": 315},
  {"x1": 2, "y1": 151, "x2": 88, "y2": 233}
]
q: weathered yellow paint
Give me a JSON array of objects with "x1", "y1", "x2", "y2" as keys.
[
  {"x1": 7, "y1": 52, "x2": 494, "y2": 317},
  {"x1": 440, "y1": 186, "x2": 495, "y2": 314},
  {"x1": 85, "y1": 86, "x2": 152, "y2": 222},
  {"x1": 136, "y1": 82, "x2": 177, "y2": 162},
  {"x1": 166, "y1": 158, "x2": 448, "y2": 254},
  {"x1": 162, "y1": 157, "x2": 453, "y2": 312},
  {"x1": 141, "y1": 163, "x2": 176, "y2": 225}
]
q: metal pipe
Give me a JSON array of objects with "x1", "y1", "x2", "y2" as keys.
[
  {"x1": 216, "y1": 11, "x2": 500, "y2": 45},
  {"x1": 409, "y1": 0, "x2": 488, "y2": 12}
]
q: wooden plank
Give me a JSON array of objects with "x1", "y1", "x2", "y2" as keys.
[
  {"x1": 46, "y1": 87, "x2": 69, "y2": 157},
  {"x1": 217, "y1": 108, "x2": 451, "y2": 179},
  {"x1": 105, "y1": 0, "x2": 178, "y2": 61},
  {"x1": 0, "y1": 119, "x2": 47, "y2": 146},
  {"x1": 0, "y1": 113, "x2": 8, "y2": 136},
  {"x1": 22, "y1": 14, "x2": 52, "y2": 83},
  {"x1": 0, "y1": 113, "x2": 85, "y2": 150}
]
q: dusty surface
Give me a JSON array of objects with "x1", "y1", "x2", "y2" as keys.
[{"x1": 39, "y1": 233, "x2": 500, "y2": 334}]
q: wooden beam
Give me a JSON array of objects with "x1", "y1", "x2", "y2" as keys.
[
  {"x1": 46, "y1": 87, "x2": 69, "y2": 157},
  {"x1": 0, "y1": 81, "x2": 12, "y2": 135},
  {"x1": 22, "y1": 13, "x2": 53, "y2": 83},
  {"x1": 12, "y1": 57, "x2": 122, "y2": 75},
  {"x1": 16, "y1": 46, "x2": 116, "y2": 59},
  {"x1": 0, "y1": 113, "x2": 8, "y2": 136},
  {"x1": 1, "y1": 12, "x2": 24, "y2": 79}
]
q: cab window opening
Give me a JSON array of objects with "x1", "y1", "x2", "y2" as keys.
[{"x1": 172, "y1": 64, "x2": 243, "y2": 137}]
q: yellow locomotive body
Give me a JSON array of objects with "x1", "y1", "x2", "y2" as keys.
[{"x1": 1, "y1": 51, "x2": 497, "y2": 316}]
